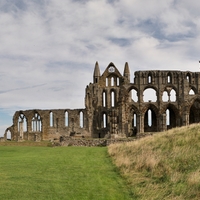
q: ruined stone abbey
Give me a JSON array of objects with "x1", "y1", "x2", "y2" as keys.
[{"x1": 4, "y1": 62, "x2": 200, "y2": 141}]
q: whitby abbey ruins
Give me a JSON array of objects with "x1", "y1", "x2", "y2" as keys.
[{"x1": 4, "y1": 62, "x2": 200, "y2": 141}]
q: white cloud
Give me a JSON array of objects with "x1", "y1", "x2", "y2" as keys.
[{"x1": 1, "y1": 0, "x2": 200, "y2": 136}]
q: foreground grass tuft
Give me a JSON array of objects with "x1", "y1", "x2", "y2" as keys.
[
  {"x1": 0, "y1": 146, "x2": 134, "y2": 200},
  {"x1": 108, "y1": 124, "x2": 200, "y2": 200}
]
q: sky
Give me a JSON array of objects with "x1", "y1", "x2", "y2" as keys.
[{"x1": 1, "y1": 0, "x2": 200, "y2": 136}]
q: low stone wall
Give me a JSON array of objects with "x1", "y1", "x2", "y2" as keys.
[
  {"x1": 0, "y1": 137, "x2": 5, "y2": 142},
  {"x1": 59, "y1": 133, "x2": 154, "y2": 147}
]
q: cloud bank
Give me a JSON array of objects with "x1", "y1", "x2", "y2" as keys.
[{"x1": 0, "y1": 0, "x2": 200, "y2": 135}]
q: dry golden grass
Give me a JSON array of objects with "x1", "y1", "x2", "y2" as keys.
[{"x1": 108, "y1": 123, "x2": 200, "y2": 199}]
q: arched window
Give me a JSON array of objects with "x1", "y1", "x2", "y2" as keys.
[
  {"x1": 166, "y1": 109, "x2": 170, "y2": 126},
  {"x1": 103, "y1": 113, "x2": 107, "y2": 128},
  {"x1": 111, "y1": 77, "x2": 114, "y2": 86},
  {"x1": 50, "y1": 111, "x2": 53, "y2": 127},
  {"x1": 166, "y1": 108, "x2": 176, "y2": 129},
  {"x1": 80, "y1": 111, "x2": 84, "y2": 128},
  {"x1": 162, "y1": 91, "x2": 168, "y2": 102},
  {"x1": 148, "y1": 74, "x2": 152, "y2": 84},
  {"x1": 144, "y1": 108, "x2": 157, "y2": 132},
  {"x1": 6, "y1": 130, "x2": 11, "y2": 140},
  {"x1": 65, "y1": 111, "x2": 68, "y2": 126},
  {"x1": 131, "y1": 89, "x2": 138, "y2": 102},
  {"x1": 186, "y1": 74, "x2": 191, "y2": 83},
  {"x1": 32, "y1": 113, "x2": 42, "y2": 132},
  {"x1": 133, "y1": 113, "x2": 137, "y2": 127},
  {"x1": 148, "y1": 109, "x2": 152, "y2": 127},
  {"x1": 103, "y1": 91, "x2": 106, "y2": 107},
  {"x1": 111, "y1": 91, "x2": 115, "y2": 107},
  {"x1": 189, "y1": 89, "x2": 195, "y2": 95},
  {"x1": 106, "y1": 78, "x2": 108, "y2": 87},
  {"x1": 167, "y1": 73, "x2": 172, "y2": 83},
  {"x1": 117, "y1": 77, "x2": 120, "y2": 86},
  {"x1": 170, "y1": 89, "x2": 176, "y2": 102},
  {"x1": 18, "y1": 113, "x2": 27, "y2": 134},
  {"x1": 143, "y1": 88, "x2": 157, "y2": 102}
]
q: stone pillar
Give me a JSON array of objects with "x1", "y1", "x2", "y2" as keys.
[
  {"x1": 19, "y1": 121, "x2": 23, "y2": 140},
  {"x1": 182, "y1": 112, "x2": 189, "y2": 126},
  {"x1": 160, "y1": 113, "x2": 167, "y2": 132},
  {"x1": 137, "y1": 114, "x2": 144, "y2": 133}
]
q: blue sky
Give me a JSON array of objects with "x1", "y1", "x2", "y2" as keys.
[{"x1": 0, "y1": 0, "x2": 200, "y2": 136}]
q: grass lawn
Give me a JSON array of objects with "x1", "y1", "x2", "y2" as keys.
[{"x1": 0, "y1": 146, "x2": 134, "y2": 200}]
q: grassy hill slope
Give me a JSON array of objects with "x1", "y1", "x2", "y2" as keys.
[{"x1": 108, "y1": 124, "x2": 200, "y2": 200}]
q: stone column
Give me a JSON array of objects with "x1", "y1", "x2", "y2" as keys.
[
  {"x1": 160, "y1": 113, "x2": 167, "y2": 132},
  {"x1": 182, "y1": 112, "x2": 190, "y2": 126},
  {"x1": 137, "y1": 114, "x2": 144, "y2": 133},
  {"x1": 19, "y1": 121, "x2": 23, "y2": 140}
]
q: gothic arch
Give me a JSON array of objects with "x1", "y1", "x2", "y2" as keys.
[
  {"x1": 162, "y1": 86, "x2": 178, "y2": 102},
  {"x1": 79, "y1": 111, "x2": 84, "y2": 128},
  {"x1": 31, "y1": 112, "x2": 42, "y2": 132},
  {"x1": 143, "y1": 104, "x2": 159, "y2": 132},
  {"x1": 102, "y1": 112, "x2": 108, "y2": 128},
  {"x1": 162, "y1": 103, "x2": 179, "y2": 129},
  {"x1": 186, "y1": 72, "x2": 192, "y2": 83},
  {"x1": 167, "y1": 72, "x2": 172, "y2": 83},
  {"x1": 127, "y1": 86, "x2": 138, "y2": 102},
  {"x1": 102, "y1": 90, "x2": 107, "y2": 107},
  {"x1": 188, "y1": 86, "x2": 197, "y2": 95},
  {"x1": 189, "y1": 98, "x2": 200, "y2": 124},
  {"x1": 143, "y1": 86, "x2": 158, "y2": 102},
  {"x1": 147, "y1": 72, "x2": 153, "y2": 84},
  {"x1": 110, "y1": 89, "x2": 116, "y2": 107},
  {"x1": 4, "y1": 127, "x2": 13, "y2": 140}
]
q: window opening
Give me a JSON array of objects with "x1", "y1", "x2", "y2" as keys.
[
  {"x1": 65, "y1": 111, "x2": 69, "y2": 126},
  {"x1": 189, "y1": 89, "x2": 195, "y2": 95},
  {"x1": 167, "y1": 75, "x2": 171, "y2": 83},
  {"x1": 18, "y1": 114, "x2": 27, "y2": 139},
  {"x1": 133, "y1": 113, "x2": 137, "y2": 127},
  {"x1": 103, "y1": 113, "x2": 107, "y2": 128},
  {"x1": 32, "y1": 113, "x2": 41, "y2": 132},
  {"x1": 80, "y1": 111, "x2": 84, "y2": 128},
  {"x1": 148, "y1": 109, "x2": 152, "y2": 127},
  {"x1": 131, "y1": 89, "x2": 138, "y2": 102},
  {"x1": 6, "y1": 130, "x2": 11, "y2": 140},
  {"x1": 50, "y1": 112, "x2": 53, "y2": 127},
  {"x1": 170, "y1": 89, "x2": 176, "y2": 102},
  {"x1": 111, "y1": 77, "x2": 114, "y2": 86},
  {"x1": 103, "y1": 91, "x2": 106, "y2": 107},
  {"x1": 162, "y1": 91, "x2": 168, "y2": 102},
  {"x1": 166, "y1": 109, "x2": 170, "y2": 126},
  {"x1": 111, "y1": 91, "x2": 115, "y2": 107},
  {"x1": 117, "y1": 77, "x2": 119, "y2": 86},
  {"x1": 186, "y1": 74, "x2": 191, "y2": 83},
  {"x1": 148, "y1": 75, "x2": 152, "y2": 83},
  {"x1": 143, "y1": 88, "x2": 157, "y2": 102}
]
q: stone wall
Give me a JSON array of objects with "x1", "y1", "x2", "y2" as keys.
[{"x1": 59, "y1": 133, "x2": 154, "y2": 147}]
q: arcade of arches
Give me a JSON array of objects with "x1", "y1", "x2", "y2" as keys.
[{"x1": 5, "y1": 62, "x2": 200, "y2": 141}]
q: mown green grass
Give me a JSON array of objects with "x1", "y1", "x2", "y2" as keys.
[
  {"x1": 108, "y1": 124, "x2": 200, "y2": 200},
  {"x1": 0, "y1": 146, "x2": 134, "y2": 200}
]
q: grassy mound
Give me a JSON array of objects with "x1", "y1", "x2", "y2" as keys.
[{"x1": 108, "y1": 124, "x2": 200, "y2": 200}]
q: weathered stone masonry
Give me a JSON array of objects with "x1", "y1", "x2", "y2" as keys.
[{"x1": 5, "y1": 62, "x2": 200, "y2": 141}]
